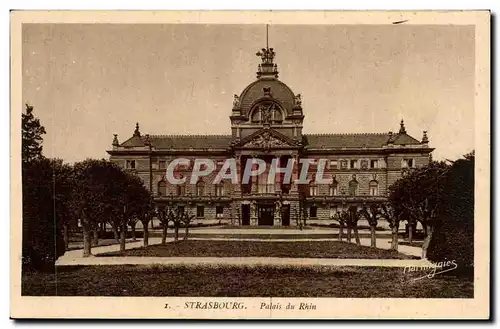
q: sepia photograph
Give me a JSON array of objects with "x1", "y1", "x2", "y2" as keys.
[{"x1": 10, "y1": 10, "x2": 490, "y2": 319}]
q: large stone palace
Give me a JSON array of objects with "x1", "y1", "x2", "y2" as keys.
[{"x1": 107, "y1": 45, "x2": 434, "y2": 226}]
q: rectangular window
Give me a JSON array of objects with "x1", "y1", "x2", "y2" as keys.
[
  {"x1": 330, "y1": 160, "x2": 338, "y2": 169},
  {"x1": 159, "y1": 160, "x2": 166, "y2": 169},
  {"x1": 126, "y1": 160, "x2": 136, "y2": 169},
  {"x1": 350, "y1": 160, "x2": 357, "y2": 169},
  {"x1": 340, "y1": 160, "x2": 348, "y2": 169},
  {"x1": 215, "y1": 185, "x2": 224, "y2": 196},
  {"x1": 177, "y1": 185, "x2": 185, "y2": 196},
  {"x1": 329, "y1": 185, "x2": 338, "y2": 196},
  {"x1": 309, "y1": 186, "x2": 318, "y2": 196},
  {"x1": 216, "y1": 206, "x2": 224, "y2": 218},
  {"x1": 196, "y1": 206, "x2": 204, "y2": 218},
  {"x1": 196, "y1": 184, "x2": 204, "y2": 196},
  {"x1": 370, "y1": 159, "x2": 378, "y2": 169},
  {"x1": 309, "y1": 206, "x2": 317, "y2": 218},
  {"x1": 402, "y1": 158, "x2": 414, "y2": 168}
]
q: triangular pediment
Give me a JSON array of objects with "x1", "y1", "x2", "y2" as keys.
[{"x1": 237, "y1": 128, "x2": 300, "y2": 149}]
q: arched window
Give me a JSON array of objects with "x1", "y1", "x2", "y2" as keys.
[
  {"x1": 329, "y1": 180, "x2": 338, "y2": 196},
  {"x1": 348, "y1": 180, "x2": 358, "y2": 196},
  {"x1": 157, "y1": 180, "x2": 167, "y2": 196},
  {"x1": 272, "y1": 108, "x2": 283, "y2": 123},
  {"x1": 196, "y1": 180, "x2": 205, "y2": 196},
  {"x1": 369, "y1": 180, "x2": 379, "y2": 196},
  {"x1": 251, "y1": 108, "x2": 261, "y2": 123},
  {"x1": 250, "y1": 103, "x2": 284, "y2": 124}
]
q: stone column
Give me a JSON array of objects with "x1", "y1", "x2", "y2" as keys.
[
  {"x1": 234, "y1": 155, "x2": 242, "y2": 195},
  {"x1": 250, "y1": 202, "x2": 258, "y2": 226},
  {"x1": 274, "y1": 202, "x2": 281, "y2": 226},
  {"x1": 290, "y1": 154, "x2": 300, "y2": 195}
]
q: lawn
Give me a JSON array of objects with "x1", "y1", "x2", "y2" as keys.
[
  {"x1": 97, "y1": 240, "x2": 417, "y2": 259},
  {"x1": 22, "y1": 265, "x2": 473, "y2": 298},
  {"x1": 154, "y1": 233, "x2": 393, "y2": 239}
]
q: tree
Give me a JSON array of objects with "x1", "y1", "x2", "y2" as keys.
[
  {"x1": 22, "y1": 104, "x2": 46, "y2": 162},
  {"x1": 379, "y1": 203, "x2": 402, "y2": 251},
  {"x1": 156, "y1": 205, "x2": 173, "y2": 245},
  {"x1": 332, "y1": 210, "x2": 347, "y2": 241},
  {"x1": 389, "y1": 161, "x2": 450, "y2": 255},
  {"x1": 71, "y1": 159, "x2": 130, "y2": 256},
  {"x1": 123, "y1": 173, "x2": 152, "y2": 243},
  {"x1": 139, "y1": 197, "x2": 156, "y2": 247},
  {"x1": 22, "y1": 158, "x2": 66, "y2": 271},
  {"x1": 182, "y1": 211, "x2": 196, "y2": 241},
  {"x1": 427, "y1": 153, "x2": 474, "y2": 267},
  {"x1": 171, "y1": 207, "x2": 184, "y2": 241},
  {"x1": 51, "y1": 159, "x2": 74, "y2": 251},
  {"x1": 360, "y1": 203, "x2": 381, "y2": 248},
  {"x1": 21, "y1": 107, "x2": 67, "y2": 271},
  {"x1": 346, "y1": 206, "x2": 362, "y2": 245}
]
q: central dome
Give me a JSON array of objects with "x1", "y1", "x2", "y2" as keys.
[{"x1": 238, "y1": 78, "x2": 296, "y2": 117}]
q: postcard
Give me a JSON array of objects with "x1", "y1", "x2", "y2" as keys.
[{"x1": 11, "y1": 10, "x2": 490, "y2": 319}]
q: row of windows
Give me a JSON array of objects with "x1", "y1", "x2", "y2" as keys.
[
  {"x1": 127, "y1": 158, "x2": 416, "y2": 171},
  {"x1": 308, "y1": 180, "x2": 379, "y2": 197},
  {"x1": 309, "y1": 205, "x2": 362, "y2": 218},
  {"x1": 328, "y1": 159, "x2": 380, "y2": 170},
  {"x1": 196, "y1": 205, "x2": 224, "y2": 218},
  {"x1": 157, "y1": 181, "x2": 226, "y2": 197}
]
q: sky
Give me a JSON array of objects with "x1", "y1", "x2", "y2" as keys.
[{"x1": 22, "y1": 24, "x2": 475, "y2": 163}]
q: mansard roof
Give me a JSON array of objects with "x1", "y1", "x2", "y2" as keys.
[
  {"x1": 118, "y1": 131, "x2": 422, "y2": 151},
  {"x1": 120, "y1": 134, "x2": 233, "y2": 150},
  {"x1": 302, "y1": 132, "x2": 421, "y2": 149}
]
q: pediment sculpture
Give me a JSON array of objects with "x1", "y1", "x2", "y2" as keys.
[{"x1": 243, "y1": 131, "x2": 290, "y2": 150}]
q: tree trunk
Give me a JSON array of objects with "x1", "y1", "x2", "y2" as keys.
[
  {"x1": 408, "y1": 222, "x2": 413, "y2": 244},
  {"x1": 353, "y1": 225, "x2": 361, "y2": 245},
  {"x1": 338, "y1": 223, "x2": 344, "y2": 241},
  {"x1": 422, "y1": 225, "x2": 434, "y2": 259},
  {"x1": 92, "y1": 226, "x2": 99, "y2": 247},
  {"x1": 347, "y1": 226, "x2": 352, "y2": 243},
  {"x1": 391, "y1": 224, "x2": 399, "y2": 251},
  {"x1": 423, "y1": 222, "x2": 428, "y2": 237},
  {"x1": 184, "y1": 225, "x2": 189, "y2": 241},
  {"x1": 143, "y1": 222, "x2": 149, "y2": 247},
  {"x1": 63, "y1": 223, "x2": 69, "y2": 250},
  {"x1": 174, "y1": 225, "x2": 179, "y2": 241},
  {"x1": 130, "y1": 222, "x2": 137, "y2": 242},
  {"x1": 119, "y1": 224, "x2": 126, "y2": 252},
  {"x1": 82, "y1": 223, "x2": 92, "y2": 257},
  {"x1": 370, "y1": 225, "x2": 377, "y2": 248},
  {"x1": 161, "y1": 223, "x2": 167, "y2": 245},
  {"x1": 112, "y1": 224, "x2": 120, "y2": 242}
]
